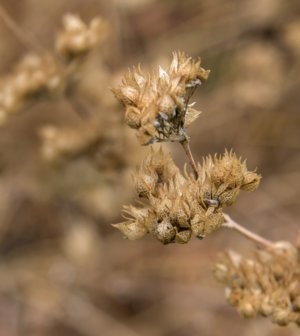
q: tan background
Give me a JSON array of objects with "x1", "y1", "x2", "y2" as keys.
[{"x1": 0, "y1": 0, "x2": 299, "y2": 335}]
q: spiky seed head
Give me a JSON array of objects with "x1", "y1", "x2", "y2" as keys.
[{"x1": 112, "y1": 51, "x2": 210, "y2": 145}]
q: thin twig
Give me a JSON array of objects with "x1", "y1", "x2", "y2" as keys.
[
  {"x1": 180, "y1": 139, "x2": 198, "y2": 179},
  {"x1": 222, "y1": 213, "x2": 274, "y2": 249},
  {"x1": 0, "y1": 3, "x2": 46, "y2": 53}
]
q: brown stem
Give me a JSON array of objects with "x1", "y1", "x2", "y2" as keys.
[
  {"x1": 180, "y1": 139, "x2": 198, "y2": 179},
  {"x1": 0, "y1": 4, "x2": 45, "y2": 53},
  {"x1": 222, "y1": 213, "x2": 274, "y2": 249}
]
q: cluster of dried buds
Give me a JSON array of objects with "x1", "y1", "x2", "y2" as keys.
[
  {"x1": 39, "y1": 117, "x2": 129, "y2": 170},
  {"x1": 0, "y1": 54, "x2": 65, "y2": 122},
  {"x1": 113, "y1": 51, "x2": 210, "y2": 145},
  {"x1": 40, "y1": 121, "x2": 104, "y2": 162},
  {"x1": 213, "y1": 238, "x2": 300, "y2": 327},
  {"x1": 0, "y1": 14, "x2": 106, "y2": 124},
  {"x1": 113, "y1": 148, "x2": 260, "y2": 244},
  {"x1": 56, "y1": 14, "x2": 107, "y2": 60}
]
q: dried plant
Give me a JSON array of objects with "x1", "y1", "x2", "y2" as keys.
[
  {"x1": 0, "y1": 13, "x2": 107, "y2": 124},
  {"x1": 113, "y1": 148, "x2": 260, "y2": 244},
  {"x1": 113, "y1": 51, "x2": 300, "y2": 327},
  {"x1": 213, "y1": 237, "x2": 300, "y2": 327},
  {"x1": 113, "y1": 51, "x2": 209, "y2": 145}
]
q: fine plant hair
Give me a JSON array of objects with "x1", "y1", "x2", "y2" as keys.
[{"x1": 113, "y1": 52, "x2": 300, "y2": 327}]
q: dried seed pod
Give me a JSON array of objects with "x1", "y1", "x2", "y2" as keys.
[
  {"x1": 272, "y1": 309, "x2": 291, "y2": 326},
  {"x1": 238, "y1": 301, "x2": 257, "y2": 318},
  {"x1": 241, "y1": 171, "x2": 261, "y2": 191},
  {"x1": 211, "y1": 150, "x2": 244, "y2": 188},
  {"x1": 135, "y1": 171, "x2": 158, "y2": 198},
  {"x1": 125, "y1": 106, "x2": 141, "y2": 129},
  {"x1": 149, "y1": 194, "x2": 172, "y2": 220},
  {"x1": 170, "y1": 197, "x2": 191, "y2": 229},
  {"x1": 218, "y1": 187, "x2": 240, "y2": 207},
  {"x1": 184, "y1": 107, "x2": 201, "y2": 127},
  {"x1": 212, "y1": 263, "x2": 229, "y2": 283},
  {"x1": 260, "y1": 296, "x2": 273, "y2": 316},
  {"x1": 175, "y1": 229, "x2": 192, "y2": 244},
  {"x1": 191, "y1": 209, "x2": 224, "y2": 238},
  {"x1": 154, "y1": 219, "x2": 176, "y2": 244},
  {"x1": 112, "y1": 220, "x2": 147, "y2": 240}
]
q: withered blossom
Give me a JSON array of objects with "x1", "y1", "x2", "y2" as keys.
[
  {"x1": 0, "y1": 14, "x2": 107, "y2": 124},
  {"x1": 113, "y1": 148, "x2": 261, "y2": 244},
  {"x1": 0, "y1": 54, "x2": 65, "y2": 120},
  {"x1": 112, "y1": 52, "x2": 210, "y2": 145},
  {"x1": 213, "y1": 238, "x2": 300, "y2": 327},
  {"x1": 55, "y1": 14, "x2": 107, "y2": 59}
]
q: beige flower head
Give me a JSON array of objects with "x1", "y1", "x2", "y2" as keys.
[
  {"x1": 213, "y1": 239, "x2": 300, "y2": 327},
  {"x1": 113, "y1": 52, "x2": 210, "y2": 145},
  {"x1": 56, "y1": 14, "x2": 107, "y2": 59},
  {"x1": 113, "y1": 148, "x2": 261, "y2": 244}
]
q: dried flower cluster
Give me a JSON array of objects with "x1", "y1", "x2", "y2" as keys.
[
  {"x1": 113, "y1": 52, "x2": 210, "y2": 145},
  {"x1": 39, "y1": 116, "x2": 130, "y2": 171},
  {"x1": 0, "y1": 14, "x2": 106, "y2": 124},
  {"x1": 213, "y1": 239, "x2": 300, "y2": 326},
  {"x1": 0, "y1": 54, "x2": 65, "y2": 122},
  {"x1": 113, "y1": 148, "x2": 260, "y2": 244},
  {"x1": 40, "y1": 121, "x2": 104, "y2": 162},
  {"x1": 56, "y1": 14, "x2": 107, "y2": 60}
]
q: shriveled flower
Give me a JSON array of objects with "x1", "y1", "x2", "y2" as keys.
[
  {"x1": 113, "y1": 148, "x2": 261, "y2": 244},
  {"x1": 213, "y1": 239, "x2": 300, "y2": 327},
  {"x1": 55, "y1": 14, "x2": 107, "y2": 59},
  {"x1": 198, "y1": 150, "x2": 261, "y2": 208},
  {"x1": 0, "y1": 14, "x2": 107, "y2": 124},
  {"x1": 112, "y1": 52, "x2": 210, "y2": 145},
  {"x1": 0, "y1": 53, "x2": 65, "y2": 120}
]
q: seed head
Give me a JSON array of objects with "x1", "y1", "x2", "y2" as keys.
[
  {"x1": 113, "y1": 149, "x2": 261, "y2": 244},
  {"x1": 113, "y1": 51, "x2": 210, "y2": 145},
  {"x1": 56, "y1": 14, "x2": 107, "y2": 59},
  {"x1": 213, "y1": 237, "x2": 300, "y2": 327}
]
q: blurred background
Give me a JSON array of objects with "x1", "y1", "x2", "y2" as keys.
[{"x1": 0, "y1": 0, "x2": 299, "y2": 335}]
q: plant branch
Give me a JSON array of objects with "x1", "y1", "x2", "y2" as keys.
[
  {"x1": 222, "y1": 213, "x2": 274, "y2": 249},
  {"x1": 0, "y1": 3, "x2": 46, "y2": 53},
  {"x1": 180, "y1": 139, "x2": 198, "y2": 179}
]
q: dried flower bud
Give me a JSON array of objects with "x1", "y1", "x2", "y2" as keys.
[
  {"x1": 125, "y1": 106, "x2": 141, "y2": 129},
  {"x1": 191, "y1": 209, "x2": 224, "y2": 238},
  {"x1": 154, "y1": 219, "x2": 176, "y2": 244},
  {"x1": 238, "y1": 301, "x2": 257, "y2": 318},
  {"x1": 170, "y1": 197, "x2": 191, "y2": 229},
  {"x1": 272, "y1": 309, "x2": 291, "y2": 326},
  {"x1": 175, "y1": 229, "x2": 192, "y2": 244},
  {"x1": 217, "y1": 187, "x2": 240, "y2": 207},
  {"x1": 112, "y1": 220, "x2": 147, "y2": 240},
  {"x1": 135, "y1": 169, "x2": 158, "y2": 198},
  {"x1": 113, "y1": 206, "x2": 157, "y2": 240},
  {"x1": 211, "y1": 150, "x2": 244, "y2": 188},
  {"x1": 241, "y1": 171, "x2": 261, "y2": 191},
  {"x1": 213, "y1": 263, "x2": 229, "y2": 283}
]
